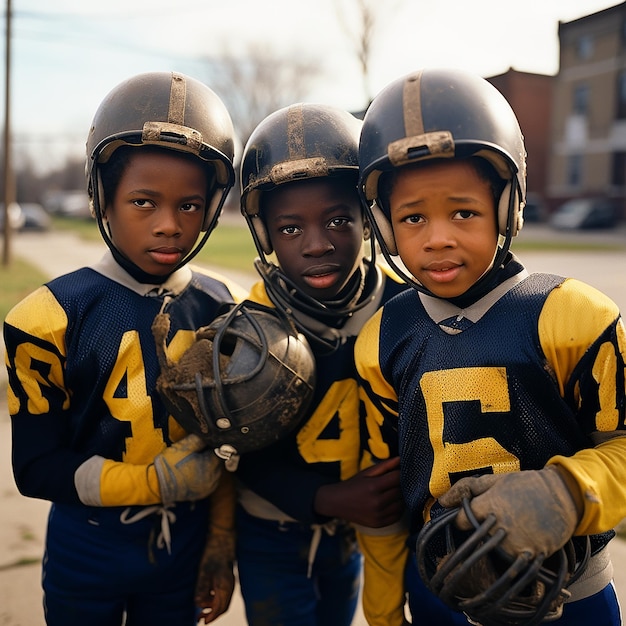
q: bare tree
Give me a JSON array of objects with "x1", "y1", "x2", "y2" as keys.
[
  {"x1": 202, "y1": 43, "x2": 323, "y2": 148},
  {"x1": 333, "y1": 0, "x2": 402, "y2": 107}
]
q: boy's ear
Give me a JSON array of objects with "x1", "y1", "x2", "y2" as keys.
[{"x1": 363, "y1": 220, "x2": 372, "y2": 240}]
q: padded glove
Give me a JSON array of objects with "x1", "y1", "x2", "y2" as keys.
[
  {"x1": 154, "y1": 434, "x2": 222, "y2": 507},
  {"x1": 438, "y1": 466, "x2": 581, "y2": 559}
]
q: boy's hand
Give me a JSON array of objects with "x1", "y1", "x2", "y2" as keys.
[
  {"x1": 438, "y1": 466, "x2": 581, "y2": 559},
  {"x1": 195, "y1": 526, "x2": 235, "y2": 624},
  {"x1": 153, "y1": 434, "x2": 222, "y2": 506},
  {"x1": 195, "y1": 471, "x2": 236, "y2": 624},
  {"x1": 315, "y1": 456, "x2": 404, "y2": 527}
]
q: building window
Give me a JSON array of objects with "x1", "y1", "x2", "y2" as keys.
[
  {"x1": 612, "y1": 152, "x2": 626, "y2": 186},
  {"x1": 577, "y1": 34, "x2": 593, "y2": 60},
  {"x1": 567, "y1": 154, "x2": 583, "y2": 186},
  {"x1": 573, "y1": 84, "x2": 589, "y2": 115},
  {"x1": 617, "y1": 72, "x2": 626, "y2": 119}
]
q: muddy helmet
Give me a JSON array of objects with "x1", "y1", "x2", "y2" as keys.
[
  {"x1": 156, "y1": 301, "x2": 316, "y2": 460},
  {"x1": 415, "y1": 499, "x2": 589, "y2": 626},
  {"x1": 86, "y1": 71, "x2": 235, "y2": 273},
  {"x1": 240, "y1": 102, "x2": 362, "y2": 256}
]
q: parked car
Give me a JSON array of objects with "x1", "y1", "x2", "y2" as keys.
[
  {"x1": 20, "y1": 202, "x2": 52, "y2": 231},
  {"x1": 0, "y1": 202, "x2": 53, "y2": 232},
  {"x1": 42, "y1": 189, "x2": 91, "y2": 218},
  {"x1": 523, "y1": 193, "x2": 546, "y2": 223},
  {"x1": 549, "y1": 197, "x2": 620, "y2": 230}
]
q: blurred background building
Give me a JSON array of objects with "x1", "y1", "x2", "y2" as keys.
[{"x1": 488, "y1": 1, "x2": 626, "y2": 223}]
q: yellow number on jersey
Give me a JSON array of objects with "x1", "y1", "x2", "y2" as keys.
[
  {"x1": 103, "y1": 329, "x2": 197, "y2": 461},
  {"x1": 358, "y1": 383, "x2": 392, "y2": 467},
  {"x1": 12, "y1": 342, "x2": 69, "y2": 414},
  {"x1": 421, "y1": 367, "x2": 521, "y2": 498},
  {"x1": 103, "y1": 331, "x2": 162, "y2": 462},
  {"x1": 297, "y1": 379, "x2": 361, "y2": 480}
]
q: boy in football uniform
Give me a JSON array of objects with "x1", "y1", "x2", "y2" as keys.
[
  {"x1": 3, "y1": 71, "x2": 244, "y2": 625},
  {"x1": 355, "y1": 68, "x2": 626, "y2": 625},
  {"x1": 231, "y1": 102, "x2": 410, "y2": 626}
]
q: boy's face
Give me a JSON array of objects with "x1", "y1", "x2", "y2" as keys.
[
  {"x1": 263, "y1": 177, "x2": 366, "y2": 301},
  {"x1": 388, "y1": 159, "x2": 499, "y2": 299},
  {"x1": 104, "y1": 149, "x2": 207, "y2": 277}
]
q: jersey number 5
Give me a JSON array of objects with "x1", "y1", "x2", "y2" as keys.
[{"x1": 421, "y1": 367, "x2": 521, "y2": 498}]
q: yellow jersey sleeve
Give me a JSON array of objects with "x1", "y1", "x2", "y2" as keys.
[
  {"x1": 357, "y1": 527, "x2": 409, "y2": 626},
  {"x1": 541, "y1": 278, "x2": 626, "y2": 534}
]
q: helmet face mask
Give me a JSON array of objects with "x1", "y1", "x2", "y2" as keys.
[
  {"x1": 85, "y1": 72, "x2": 236, "y2": 275},
  {"x1": 154, "y1": 301, "x2": 316, "y2": 459},
  {"x1": 358, "y1": 68, "x2": 527, "y2": 299},
  {"x1": 415, "y1": 500, "x2": 588, "y2": 626}
]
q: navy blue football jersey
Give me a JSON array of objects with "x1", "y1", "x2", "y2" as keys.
[
  {"x1": 356, "y1": 270, "x2": 626, "y2": 545},
  {"x1": 4, "y1": 263, "x2": 242, "y2": 505}
]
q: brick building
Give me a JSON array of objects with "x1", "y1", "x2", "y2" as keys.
[
  {"x1": 549, "y1": 1, "x2": 626, "y2": 217},
  {"x1": 487, "y1": 69, "x2": 554, "y2": 215}
]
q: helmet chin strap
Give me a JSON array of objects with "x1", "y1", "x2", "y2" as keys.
[
  {"x1": 254, "y1": 259, "x2": 368, "y2": 323},
  {"x1": 254, "y1": 240, "x2": 382, "y2": 352},
  {"x1": 373, "y1": 179, "x2": 517, "y2": 308}
]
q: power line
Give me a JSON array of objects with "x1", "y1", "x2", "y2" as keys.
[
  {"x1": 8, "y1": 12, "x2": 208, "y2": 64},
  {"x1": 13, "y1": 3, "x2": 213, "y2": 21}
]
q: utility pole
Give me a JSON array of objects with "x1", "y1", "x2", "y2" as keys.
[{"x1": 2, "y1": 0, "x2": 13, "y2": 266}]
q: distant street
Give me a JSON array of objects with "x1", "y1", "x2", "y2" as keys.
[{"x1": 513, "y1": 222, "x2": 626, "y2": 312}]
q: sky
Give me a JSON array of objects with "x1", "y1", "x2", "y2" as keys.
[{"x1": 4, "y1": 0, "x2": 621, "y2": 172}]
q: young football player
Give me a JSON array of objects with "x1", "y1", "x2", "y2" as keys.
[
  {"x1": 3, "y1": 71, "x2": 244, "y2": 626},
  {"x1": 230, "y1": 102, "x2": 410, "y2": 626},
  {"x1": 355, "y1": 67, "x2": 626, "y2": 625}
]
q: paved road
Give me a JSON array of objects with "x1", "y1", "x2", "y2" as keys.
[{"x1": 1, "y1": 223, "x2": 626, "y2": 625}]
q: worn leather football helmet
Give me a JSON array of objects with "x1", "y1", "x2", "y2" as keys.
[
  {"x1": 86, "y1": 71, "x2": 235, "y2": 274},
  {"x1": 416, "y1": 499, "x2": 589, "y2": 626},
  {"x1": 241, "y1": 102, "x2": 362, "y2": 254},
  {"x1": 358, "y1": 68, "x2": 527, "y2": 298},
  {"x1": 155, "y1": 301, "x2": 316, "y2": 462}
]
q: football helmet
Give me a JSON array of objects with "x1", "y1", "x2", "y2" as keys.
[
  {"x1": 241, "y1": 102, "x2": 362, "y2": 255},
  {"x1": 358, "y1": 68, "x2": 527, "y2": 298},
  {"x1": 415, "y1": 499, "x2": 590, "y2": 626},
  {"x1": 155, "y1": 301, "x2": 316, "y2": 461},
  {"x1": 239, "y1": 103, "x2": 380, "y2": 345},
  {"x1": 86, "y1": 71, "x2": 235, "y2": 272}
]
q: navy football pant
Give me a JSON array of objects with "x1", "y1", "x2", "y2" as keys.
[
  {"x1": 42, "y1": 501, "x2": 209, "y2": 626},
  {"x1": 236, "y1": 505, "x2": 362, "y2": 626},
  {"x1": 405, "y1": 554, "x2": 471, "y2": 624}
]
